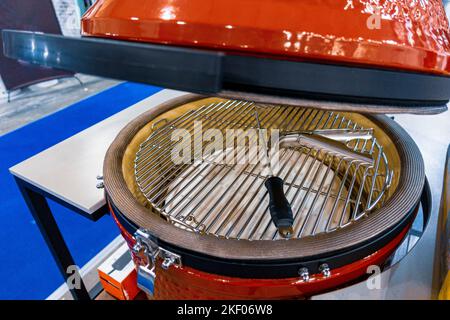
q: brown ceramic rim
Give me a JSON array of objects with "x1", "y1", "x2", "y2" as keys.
[
  {"x1": 218, "y1": 90, "x2": 448, "y2": 115},
  {"x1": 103, "y1": 94, "x2": 425, "y2": 261}
]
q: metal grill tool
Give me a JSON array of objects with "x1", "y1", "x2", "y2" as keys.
[
  {"x1": 255, "y1": 108, "x2": 294, "y2": 238},
  {"x1": 134, "y1": 101, "x2": 393, "y2": 240}
]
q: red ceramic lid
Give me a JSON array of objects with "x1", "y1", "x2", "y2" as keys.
[{"x1": 81, "y1": 0, "x2": 450, "y2": 75}]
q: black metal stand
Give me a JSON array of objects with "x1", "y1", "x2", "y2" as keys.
[{"x1": 14, "y1": 176, "x2": 108, "y2": 300}]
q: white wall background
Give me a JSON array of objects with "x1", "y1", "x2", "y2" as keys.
[
  {"x1": 51, "y1": 0, "x2": 82, "y2": 37},
  {"x1": 443, "y1": 0, "x2": 450, "y2": 19}
]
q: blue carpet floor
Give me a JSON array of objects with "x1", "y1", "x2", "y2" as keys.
[{"x1": 0, "y1": 82, "x2": 161, "y2": 299}]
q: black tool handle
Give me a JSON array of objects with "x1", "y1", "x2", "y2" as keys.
[{"x1": 265, "y1": 176, "x2": 294, "y2": 229}]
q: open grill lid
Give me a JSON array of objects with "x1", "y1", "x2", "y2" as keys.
[
  {"x1": 81, "y1": 0, "x2": 450, "y2": 77},
  {"x1": 3, "y1": 0, "x2": 450, "y2": 113}
]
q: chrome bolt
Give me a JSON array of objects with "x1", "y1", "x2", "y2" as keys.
[
  {"x1": 132, "y1": 242, "x2": 144, "y2": 254},
  {"x1": 96, "y1": 175, "x2": 103, "y2": 180},
  {"x1": 161, "y1": 257, "x2": 175, "y2": 270},
  {"x1": 298, "y1": 267, "x2": 310, "y2": 282},
  {"x1": 96, "y1": 182, "x2": 104, "y2": 189},
  {"x1": 319, "y1": 263, "x2": 331, "y2": 278}
]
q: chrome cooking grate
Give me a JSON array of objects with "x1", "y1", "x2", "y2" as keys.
[{"x1": 134, "y1": 100, "x2": 393, "y2": 240}]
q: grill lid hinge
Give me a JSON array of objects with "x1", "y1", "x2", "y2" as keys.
[
  {"x1": 132, "y1": 228, "x2": 182, "y2": 296},
  {"x1": 133, "y1": 228, "x2": 182, "y2": 269}
]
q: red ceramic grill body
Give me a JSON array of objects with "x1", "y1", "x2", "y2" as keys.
[{"x1": 109, "y1": 202, "x2": 413, "y2": 299}]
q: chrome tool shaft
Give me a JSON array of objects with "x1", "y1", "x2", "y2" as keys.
[{"x1": 255, "y1": 108, "x2": 294, "y2": 238}]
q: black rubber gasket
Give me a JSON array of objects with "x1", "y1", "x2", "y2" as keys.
[
  {"x1": 106, "y1": 179, "x2": 431, "y2": 279},
  {"x1": 1, "y1": 30, "x2": 223, "y2": 94},
  {"x1": 3, "y1": 29, "x2": 450, "y2": 108}
]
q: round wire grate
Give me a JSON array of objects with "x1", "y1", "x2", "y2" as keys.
[{"x1": 134, "y1": 100, "x2": 393, "y2": 240}]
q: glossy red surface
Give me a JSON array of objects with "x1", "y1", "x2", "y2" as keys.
[
  {"x1": 109, "y1": 203, "x2": 411, "y2": 299},
  {"x1": 82, "y1": 0, "x2": 450, "y2": 75}
]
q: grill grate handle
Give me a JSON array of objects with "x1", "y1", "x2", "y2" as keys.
[{"x1": 265, "y1": 176, "x2": 294, "y2": 238}]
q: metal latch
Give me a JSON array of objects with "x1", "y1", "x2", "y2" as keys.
[
  {"x1": 96, "y1": 175, "x2": 104, "y2": 189},
  {"x1": 131, "y1": 229, "x2": 181, "y2": 297}
]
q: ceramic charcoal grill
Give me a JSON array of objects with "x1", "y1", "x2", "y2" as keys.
[
  {"x1": 2, "y1": 0, "x2": 447, "y2": 299},
  {"x1": 103, "y1": 94, "x2": 425, "y2": 299}
]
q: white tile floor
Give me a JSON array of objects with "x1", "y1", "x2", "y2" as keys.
[{"x1": 0, "y1": 74, "x2": 119, "y2": 136}]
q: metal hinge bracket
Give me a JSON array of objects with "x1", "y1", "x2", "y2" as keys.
[
  {"x1": 133, "y1": 229, "x2": 182, "y2": 269},
  {"x1": 132, "y1": 229, "x2": 182, "y2": 297}
]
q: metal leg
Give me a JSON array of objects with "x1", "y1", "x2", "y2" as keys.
[
  {"x1": 73, "y1": 75, "x2": 84, "y2": 87},
  {"x1": 15, "y1": 177, "x2": 91, "y2": 300}
]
